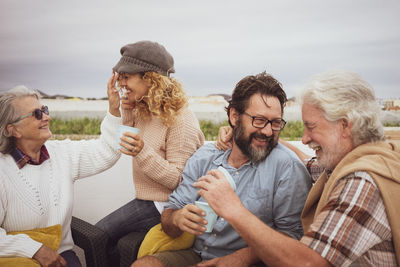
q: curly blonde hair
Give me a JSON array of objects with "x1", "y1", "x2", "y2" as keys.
[{"x1": 120, "y1": 72, "x2": 187, "y2": 126}]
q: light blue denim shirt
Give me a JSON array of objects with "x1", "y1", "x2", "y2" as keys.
[{"x1": 165, "y1": 142, "x2": 312, "y2": 260}]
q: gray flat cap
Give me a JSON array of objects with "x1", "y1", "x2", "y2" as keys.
[{"x1": 112, "y1": 40, "x2": 175, "y2": 76}]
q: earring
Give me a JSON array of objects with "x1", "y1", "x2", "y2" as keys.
[{"x1": 135, "y1": 95, "x2": 145, "y2": 102}]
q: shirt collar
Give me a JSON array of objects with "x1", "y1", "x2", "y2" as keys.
[
  {"x1": 212, "y1": 148, "x2": 256, "y2": 169},
  {"x1": 10, "y1": 145, "x2": 50, "y2": 169}
]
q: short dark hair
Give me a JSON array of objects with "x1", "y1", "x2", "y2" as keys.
[{"x1": 226, "y1": 71, "x2": 287, "y2": 127}]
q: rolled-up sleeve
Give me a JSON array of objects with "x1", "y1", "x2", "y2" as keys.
[
  {"x1": 165, "y1": 144, "x2": 216, "y2": 210},
  {"x1": 272, "y1": 159, "x2": 312, "y2": 239}
]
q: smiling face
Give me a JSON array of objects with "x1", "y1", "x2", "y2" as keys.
[
  {"x1": 231, "y1": 93, "x2": 282, "y2": 162},
  {"x1": 10, "y1": 96, "x2": 52, "y2": 147},
  {"x1": 301, "y1": 104, "x2": 353, "y2": 171},
  {"x1": 118, "y1": 73, "x2": 151, "y2": 103}
]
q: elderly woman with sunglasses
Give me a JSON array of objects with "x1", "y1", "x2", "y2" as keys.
[{"x1": 0, "y1": 82, "x2": 123, "y2": 267}]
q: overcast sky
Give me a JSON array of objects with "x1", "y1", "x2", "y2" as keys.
[{"x1": 1, "y1": 0, "x2": 399, "y2": 99}]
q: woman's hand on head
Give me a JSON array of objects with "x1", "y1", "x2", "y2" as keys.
[
  {"x1": 215, "y1": 126, "x2": 233, "y2": 151},
  {"x1": 119, "y1": 131, "x2": 144, "y2": 157},
  {"x1": 107, "y1": 71, "x2": 121, "y2": 117}
]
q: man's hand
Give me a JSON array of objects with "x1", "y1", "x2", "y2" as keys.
[
  {"x1": 215, "y1": 126, "x2": 233, "y2": 151},
  {"x1": 172, "y1": 204, "x2": 208, "y2": 235},
  {"x1": 194, "y1": 170, "x2": 244, "y2": 221},
  {"x1": 33, "y1": 245, "x2": 67, "y2": 267}
]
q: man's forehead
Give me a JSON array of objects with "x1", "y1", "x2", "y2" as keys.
[
  {"x1": 247, "y1": 94, "x2": 282, "y2": 115},
  {"x1": 248, "y1": 93, "x2": 273, "y2": 103},
  {"x1": 302, "y1": 104, "x2": 326, "y2": 124}
]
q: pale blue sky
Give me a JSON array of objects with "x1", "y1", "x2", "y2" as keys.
[{"x1": 1, "y1": 0, "x2": 399, "y2": 98}]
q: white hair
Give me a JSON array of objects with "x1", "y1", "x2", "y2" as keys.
[
  {"x1": 300, "y1": 70, "x2": 385, "y2": 146},
  {"x1": 0, "y1": 86, "x2": 41, "y2": 153}
]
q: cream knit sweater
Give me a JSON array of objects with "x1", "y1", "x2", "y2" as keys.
[
  {"x1": 122, "y1": 107, "x2": 204, "y2": 201},
  {"x1": 0, "y1": 112, "x2": 121, "y2": 258}
]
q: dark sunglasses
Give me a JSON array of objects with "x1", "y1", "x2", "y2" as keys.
[{"x1": 13, "y1": 106, "x2": 49, "y2": 123}]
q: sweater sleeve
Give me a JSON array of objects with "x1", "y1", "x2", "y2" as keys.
[
  {"x1": 0, "y1": 178, "x2": 42, "y2": 258},
  {"x1": 74, "y1": 111, "x2": 122, "y2": 179},
  {"x1": 48, "y1": 111, "x2": 122, "y2": 180},
  {"x1": 134, "y1": 111, "x2": 205, "y2": 190}
]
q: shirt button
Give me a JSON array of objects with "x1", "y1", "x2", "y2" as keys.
[
  {"x1": 221, "y1": 218, "x2": 224, "y2": 222},
  {"x1": 213, "y1": 233, "x2": 217, "y2": 237},
  {"x1": 235, "y1": 171, "x2": 239, "y2": 175},
  {"x1": 204, "y1": 246, "x2": 208, "y2": 250}
]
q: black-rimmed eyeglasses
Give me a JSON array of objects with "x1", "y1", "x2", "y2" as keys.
[
  {"x1": 13, "y1": 106, "x2": 49, "y2": 124},
  {"x1": 242, "y1": 111, "x2": 286, "y2": 131}
]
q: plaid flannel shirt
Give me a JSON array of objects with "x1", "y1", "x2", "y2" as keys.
[
  {"x1": 10, "y1": 145, "x2": 49, "y2": 169},
  {"x1": 301, "y1": 171, "x2": 396, "y2": 266}
]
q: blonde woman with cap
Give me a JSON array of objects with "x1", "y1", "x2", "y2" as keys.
[{"x1": 95, "y1": 40, "x2": 204, "y2": 264}]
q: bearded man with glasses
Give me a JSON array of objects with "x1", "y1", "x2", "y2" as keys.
[
  {"x1": 0, "y1": 84, "x2": 123, "y2": 267},
  {"x1": 132, "y1": 72, "x2": 311, "y2": 267}
]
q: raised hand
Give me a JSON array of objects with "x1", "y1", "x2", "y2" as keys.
[
  {"x1": 215, "y1": 126, "x2": 233, "y2": 151},
  {"x1": 107, "y1": 71, "x2": 121, "y2": 117}
]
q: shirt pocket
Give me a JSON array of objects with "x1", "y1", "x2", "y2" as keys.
[
  {"x1": 248, "y1": 186, "x2": 269, "y2": 199},
  {"x1": 244, "y1": 185, "x2": 272, "y2": 222}
]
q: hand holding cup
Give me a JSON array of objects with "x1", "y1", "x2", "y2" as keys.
[
  {"x1": 172, "y1": 204, "x2": 208, "y2": 235},
  {"x1": 116, "y1": 125, "x2": 143, "y2": 156},
  {"x1": 194, "y1": 201, "x2": 218, "y2": 233},
  {"x1": 194, "y1": 166, "x2": 237, "y2": 232},
  {"x1": 195, "y1": 167, "x2": 243, "y2": 222}
]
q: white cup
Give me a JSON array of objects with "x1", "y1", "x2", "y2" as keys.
[
  {"x1": 194, "y1": 167, "x2": 236, "y2": 233},
  {"x1": 217, "y1": 166, "x2": 236, "y2": 191},
  {"x1": 195, "y1": 201, "x2": 218, "y2": 233},
  {"x1": 116, "y1": 125, "x2": 139, "y2": 150}
]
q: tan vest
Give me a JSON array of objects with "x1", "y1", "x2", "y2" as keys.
[{"x1": 301, "y1": 141, "x2": 400, "y2": 265}]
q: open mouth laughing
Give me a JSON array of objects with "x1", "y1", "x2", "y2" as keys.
[{"x1": 308, "y1": 142, "x2": 321, "y2": 152}]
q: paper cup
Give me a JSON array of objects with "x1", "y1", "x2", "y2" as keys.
[
  {"x1": 195, "y1": 201, "x2": 218, "y2": 233},
  {"x1": 116, "y1": 125, "x2": 139, "y2": 150},
  {"x1": 217, "y1": 166, "x2": 236, "y2": 191}
]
